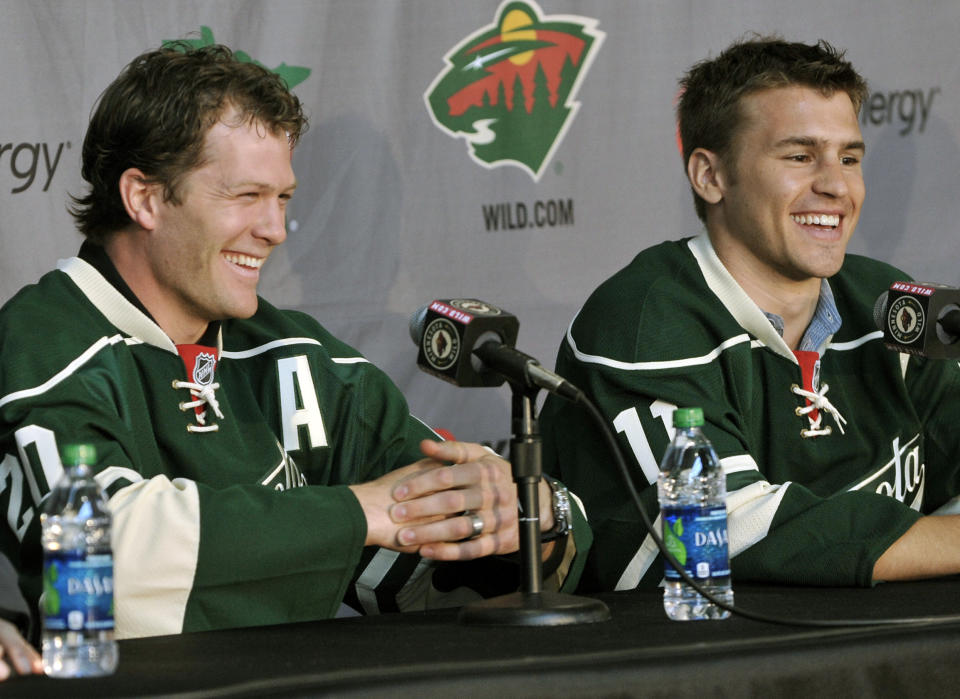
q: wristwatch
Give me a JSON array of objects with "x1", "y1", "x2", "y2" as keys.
[{"x1": 542, "y1": 478, "x2": 572, "y2": 541}]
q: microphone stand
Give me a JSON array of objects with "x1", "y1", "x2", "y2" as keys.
[{"x1": 458, "y1": 383, "x2": 610, "y2": 626}]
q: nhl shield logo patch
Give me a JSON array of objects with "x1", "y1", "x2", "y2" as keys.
[
  {"x1": 424, "y1": 0, "x2": 604, "y2": 180},
  {"x1": 192, "y1": 352, "x2": 217, "y2": 386}
]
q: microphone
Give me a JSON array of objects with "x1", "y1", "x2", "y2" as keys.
[
  {"x1": 873, "y1": 281, "x2": 960, "y2": 358},
  {"x1": 409, "y1": 299, "x2": 583, "y2": 401}
]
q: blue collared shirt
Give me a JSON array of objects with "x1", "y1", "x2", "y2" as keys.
[{"x1": 763, "y1": 279, "x2": 842, "y2": 353}]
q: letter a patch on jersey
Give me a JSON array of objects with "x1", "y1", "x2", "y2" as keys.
[{"x1": 277, "y1": 355, "x2": 328, "y2": 452}]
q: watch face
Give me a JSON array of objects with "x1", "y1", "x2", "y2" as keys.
[{"x1": 551, "y1": 481, "x2": 571, "y2": 535}]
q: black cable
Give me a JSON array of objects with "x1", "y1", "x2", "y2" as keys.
[{"x1": 577, "y1": 392, "x2": 960, "y2": 628}]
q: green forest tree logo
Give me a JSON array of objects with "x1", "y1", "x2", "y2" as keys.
[
  {"x1": 163, "y1": 26, "x2": 311, "y2": 89},
  {"x1": 424, "y1": 1, "x2": 604, "y2": 180}
]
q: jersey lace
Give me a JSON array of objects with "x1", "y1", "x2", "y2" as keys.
[
  {"x1": 172, "y1": 379, "x2": 225, "y2": 433},
  {"x1": 792, "y1": 382, "x2": 847, "y2": 438}
]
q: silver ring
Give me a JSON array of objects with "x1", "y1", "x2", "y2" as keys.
[{"x1": 465, "y1": 511, "x2": 484, "y2": 539}]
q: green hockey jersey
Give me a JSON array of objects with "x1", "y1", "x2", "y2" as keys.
[
  {"x1": 541, "y1": 234, "x2": 960, "y2": 591},
  {"x1": 0, "y1": 253, "x2": 585, "y2": 639}
]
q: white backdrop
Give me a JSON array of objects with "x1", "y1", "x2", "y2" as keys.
[{"x1": 1, "y1": 0, "x2": 958, "y2": 446}]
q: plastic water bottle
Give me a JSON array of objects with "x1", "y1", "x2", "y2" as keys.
[
  {"x1": 657, "y1": 407, "x2": 733, "y2": 620},
  {"x1": 41, "y1": 443, "x2": 118, "y2": 677}
]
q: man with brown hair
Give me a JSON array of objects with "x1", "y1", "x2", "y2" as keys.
[
  {"x1": 0, "y1": 44, "x2": 582, "y2": 640},
  {"x1": 541, "y1": 37, "x2": 960, "y2": 592}
]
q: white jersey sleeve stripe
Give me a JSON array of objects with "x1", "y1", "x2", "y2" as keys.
[
  {"x1": 410, "y1": 415, "x2": 444, "y2": 441},
  {"x1": 108, "y1": 476, "x2": 200, "y2": 639},
  {"x1": 613, "y1": 456, "x2": 767, "y2": 590},
  {"x1": 726, "y1": 479, "x2": 791, "y2": 557},
  {"x1": 721, "y1": 454, "x2": 759, "y2": 475},
  {"x1": 718, "y1": 453, "x2": 791, "y2": 558},
  {"x1": 96, "y1": 465, "x2": 143, "y2": 492},
  {"x1": 614, "y1": 515, "x2": 662, "y2": 591},
  {"x1": 354, "y1": 549, "x2": 401, "y2": 615},
  {"x1": 933, "y1": 494, "x2": 960, "y2": 515}
]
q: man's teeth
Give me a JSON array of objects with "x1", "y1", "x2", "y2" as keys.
[
  {"x1": 791, "y1": 213, "x2": 840, "y2": 227},
  {"x1": 224, "y1": 253, "x2": 263, "y2": 269}
]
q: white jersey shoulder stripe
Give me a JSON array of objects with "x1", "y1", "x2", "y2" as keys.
[
  {"x1": 825, "y1": 330, "x2": 883, "y2": 352},
  {"x1": 221, "y1": 338, "x2": 324, "y2": 359},
  {"x1": 222, "y1": 338, "x2": 371, "y2": 366},
  {"x1": 0, "y1": 334, "x2": 127, "y2": 409},
  {"x1": 222, "y1": 341, "x2": 438, "y2": 446},
  {"x1": 567, "y1": 318, "x2": 753, "y2": 372},
  {"x1": 565, "y1": 234, "x2": 796, "y2": 372}
]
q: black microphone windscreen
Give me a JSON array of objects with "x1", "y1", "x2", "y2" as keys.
[
  {"x1": 872, "y1": 291, "x2": 889, "y2": 332},
  {"x1": 937, "y1": 306, "x2": 960, "y2": 342},
  {"x1": 409, "y1": 299, "x2": 519, "y2": 388},
  {"x1": 408, "y1": 304, "x2": 429, "y2": 346}
]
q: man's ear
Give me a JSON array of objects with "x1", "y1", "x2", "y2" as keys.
[
  {"x1": 118, "y1": 168, "x2": 161, "y2": 231},
  {"x1": 686, "y1": 148, "x2": 725, "y2": 206}
]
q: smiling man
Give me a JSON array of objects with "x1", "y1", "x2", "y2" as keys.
[
  {"x1": 0, "y1": 44, "x2": 583, "y2": 642},
  {"x1": 540, "y1": 37, "x2": 960, "y2": 592}
]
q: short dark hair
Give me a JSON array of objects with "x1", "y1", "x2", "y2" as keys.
[
  {"x1": 677, "y1": 36, "x2": 868, "y2": 221},
  {"x1": 70, "y1": 44, "x2": 308, "y2": 243}
]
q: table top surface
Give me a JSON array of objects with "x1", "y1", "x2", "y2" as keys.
[{"x1": 6, "y1": 577, "x2": 960, "y2": 698}]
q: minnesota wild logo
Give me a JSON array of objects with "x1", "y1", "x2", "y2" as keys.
[{"x1": 424, "y1": 1, "x2": 604, "y2": 180}]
